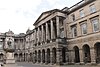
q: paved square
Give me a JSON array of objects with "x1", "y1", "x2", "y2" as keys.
[{"x1": 2, "y1": 62, "x2": 100, "y2": 67}]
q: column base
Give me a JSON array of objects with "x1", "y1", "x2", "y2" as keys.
[
  {"x1": 5, "y1": 59, "x2": 15, "y2": 64},
  {"x1": 91, "y1": 61, "x2": 96, "y2": 65}
]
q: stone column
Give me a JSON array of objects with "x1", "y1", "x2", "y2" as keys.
[
  {"x1": 56, "y1": 48, "x2": 62, "y2": 65},
  {"x1": 41, "y1": 25, "x2": 44, "y2": 42},
  {"x1": 50, "y1": 50, "x2": 53, "y2": 64},
  {"x1": 77, "y1": 22, "x2": 81, "y2": 36},
  {"x1": 38, "y1": 27, "x2": 40, "y2": 43},
  {"x1": 79, "y1": 49, "x2": 84, "y2": 64},
  {"x1": 35, "y1": 28, "x2": 38, "y2": 44},
  {"x1": 45, "y1": 51, "x2": 47, "y2": 64},
  {"x1": 51, "y1": 20, "x2": 54, "y2": 40},
  {"x1": 46, "y1": 23, "x2": 49, "y2": 41},
  {"x1": 56, "y1": 16, "x2": 60, "y2": 38},
  {"x1": 87, "y1": 18, "x2": 92, "y2": 34},
  {"x1": 90, "y1": 48, "x2": 96, "y2": 64}
]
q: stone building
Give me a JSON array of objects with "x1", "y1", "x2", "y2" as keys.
[{"x1": 0, "y1": 0, "x2": 100, "y2": 65}]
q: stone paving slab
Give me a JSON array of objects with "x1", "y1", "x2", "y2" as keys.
[{"x1": 1, "y1": 62, "x2": 100, "y2": 67}]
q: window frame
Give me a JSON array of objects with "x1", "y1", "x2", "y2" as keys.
[
  {"x1": 71, "y1": 25, "x2": 77, "y2": 38},
  {"x1": 91, "y1": 17, "x2": 99, "y2": 32},
  {"x1": 89, "y1": 4, "x2": 96, "y2": 13},
  {"x1": 80, "y1": 22, "x2": 87, "y2": 35},
  {"x1": 79, "y1": 9, "x2": 85, "y2": 18}
]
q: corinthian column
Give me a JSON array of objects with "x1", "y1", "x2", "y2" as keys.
[
  {"x1": 51, "y1": 20, "x2": 54, "y2": 40},
  {"x1": 41, "y1": 25, "x2": 44, "y2": 42},
  {"x1": 56, "y1": 16, "x2": 60, "y2": 38},
  {"x1": 46, "y1": 23, "x2": 49, "y2": 41}
]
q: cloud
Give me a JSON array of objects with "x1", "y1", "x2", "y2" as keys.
[{"x1": 0, "y1": 0, "x2": 81, "y2": 34}]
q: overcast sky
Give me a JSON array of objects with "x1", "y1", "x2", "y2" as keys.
[{"x1": 0, "y1": 0, "x2": 81, "y2": 34}]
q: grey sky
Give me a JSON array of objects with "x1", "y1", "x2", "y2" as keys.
[{"x1": 0, "y1": 0, "x2": 81, "y2": 34}]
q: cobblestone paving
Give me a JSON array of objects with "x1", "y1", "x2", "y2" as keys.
[{"x1": 2, "y1": 62, "x2": 100, "y2": 67}]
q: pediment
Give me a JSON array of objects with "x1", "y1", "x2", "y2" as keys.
[{"x1": 34, "y1": 9, "x2": 63, "y2": 25}]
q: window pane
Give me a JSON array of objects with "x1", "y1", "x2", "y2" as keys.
[
  {"x1": 80, "y1": 10, "x2": 84, "y2": 18},
  {"x1": 90, "y1": 5, "x2": 96, "y2": 13},
  {"x1": 71, "y1": 26, "x2": 77, "y2": 38},
  {"x1": 92, "y1": 19, "x2": 99, "y2": 32},
  {"x1": 81, "y1": 23, "x2": 87, "y2": 34}
]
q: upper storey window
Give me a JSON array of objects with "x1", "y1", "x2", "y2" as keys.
[
  {"x1": 81, "y1": 23, "x2": 87, "y2": 35},
  {"x1": 79, "y1": 9, "x2": 85, "y2": 18},
  {"x1": 91, "y1": 17, "x2": 99, "y2": 32},
  {"x1": 71, "y1": 25, "x2": 77, "y2": 38},
  {"x1": 71, "y1": 14, "x2": 75, "y2": 21},
  {"x1": 89, "y1": 4, "x2": 96, "y2": 13}
]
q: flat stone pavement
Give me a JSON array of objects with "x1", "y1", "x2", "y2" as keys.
[{"x1": 2, "y1": 62, "x2": 100, "y2": 67}]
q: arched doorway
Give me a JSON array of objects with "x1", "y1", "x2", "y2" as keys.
[
  {"x1": 73, "y1": 46, "x2": 80, "y2": 63},
  {"x1": 30, "y1": 53, "x2": 33, "y2": 62},
  {"x1": 35, "y1": 51, "x2": 37, "y2": 63},
  {"x1": 38, "y1": 50, "x2": 41, "y2": 63},
  {"x1": 0, "y1": 53, "x2": 3, "y2": 62},
  {"x1": 83, "y1": 45, "x2": 91, "y2": 63},
  {"x1": 94, "y1": 42, "x2": 100, "y2": 63},
  {"x1": 14, "y1": 53, "x2": 18, "y2": 62},
  {"x1": 47, "y1": 48, "x2": 50, "y2": 63},
  {"x1": 62, "y1": 47, "x2": 66, "y2": 63},
  {"x1": 19, "y1": 53, "x2": 22, "y2": 62},
  {"x1": 42, "y1": 49, "x2": 45, "y2": 63},
  {"x1": 52, "y1": 48, "x2": 56, "y2": 64}
]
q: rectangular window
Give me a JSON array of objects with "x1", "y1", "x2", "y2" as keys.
[
  {"x1": 71, "y1": 14, "x2": 75, "y2": 21},
  {"x1": 91, "y1": 18, "x2": 99, "y2": 32},
  {"x1": 89, "y1": 4, "x2": 96, "y2": 13},
  {"x1": 79, "y1": 9, "x2": 85, "y2": 18},
  {"x1": 81, "y1": 23, "x2": 87, "y2": 35},
  {"x1": 71, "y1": 26, "x2": 77, "y2": 38}
]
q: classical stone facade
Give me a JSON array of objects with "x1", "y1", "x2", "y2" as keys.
[{"x1": 0, "y1": 0, "x2": 100, "y2": 65}]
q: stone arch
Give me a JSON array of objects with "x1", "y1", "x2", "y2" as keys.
[
  {"x1": 19, "y1": 53, "x2": 23, "y2": 62},
  {"x1": 52, "y1": 47, "x2": 56, "y2": 64},
  {"x1": 94, "y1": 42, "x2": 100, "y2": 63},
  {"x1": 38, "y1": 50, "x2": 41, "y2": 63},
  {"x1": 62, "y1": 47, "x2": 66, "y2": 63},
  {"x1": 35, "y1": 50, "x2": 37, "y2": 63},
  {"x1": 73, "y1": 46, "x2": 80, "y2": 63},
  {"x1": 42, "y1": 49, "x2": 45, "y2": 63},
  {"x1": 47, "y1": 48, "x2": 50, "y2": 63},
  {"x1": 83, "y1": 44, "x2": 91, "y2": 63},
  {"x1": 0, "y1": 53, "x2": 3, "y2": 62},
  {"x1": 30, "y1": 53, "x2": 33, "y2": 62},
  {"x1": 14, "y1": 53, "x2": 18, "y2": 62}
]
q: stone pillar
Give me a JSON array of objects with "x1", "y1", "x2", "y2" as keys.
[
  {"x1": 33, "y1": 52, "x2": 35, "y2": 63},
  {"x1": 35, "y1": 28, "x2": 38, "y2": 44},
  {"x1": 87, "y1": 18, "x2": 92, "y2": 34},
  {"x1": 56, "y1": 16, "x2": 60, "y2": 38},
  {"x1": 56, "y1": 48, "x2": 62, "y2": 65},
  {"x1": 46, "y1": 23, "x2": 49, "y2": 41},
  {"x1": 45, "y1": 51, "x2": 47, "y2": 64},
  {"x1": 50, "y1": 50, "x2": 53, "y2": 64},
  {"x1": 38, "y1": 27, "x2": 40, "y2": 43},
  {"x1": 71, "y1": 50, "x2": 75, "y2": 64},
  {"x1": 41, "y1": 25, "x2": 44, "y2": 42},
  {"x1": 51, "y1": 20, "x2": 54, "y2": 40},
  {"x1": 79, "y1": 49, "x2": 84, "y2": 64},
  {"x1": 77, "y1": 22, "x2": 81, "y2": 36},
  {"x1": 90, "y1": 48, "x2": 96, "y2": 64}
]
